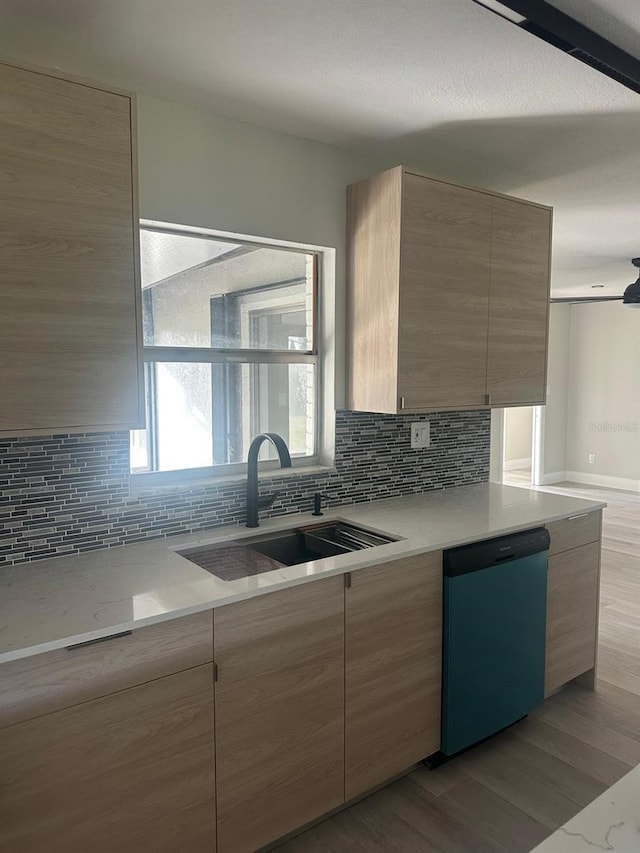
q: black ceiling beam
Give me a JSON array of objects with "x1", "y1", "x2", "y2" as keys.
[{"x1": 473, "y1": 0, "x2": 640, "y2": 95}]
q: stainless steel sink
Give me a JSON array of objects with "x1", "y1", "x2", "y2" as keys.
[{"x1": 177, "y1": 521, "x2": 397, "y2": 580}]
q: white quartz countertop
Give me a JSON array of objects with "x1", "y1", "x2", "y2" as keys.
[
  {"x1": 530, "y1": 763, "x2": 640, "y2": 852},
  {"x1": 0, "y1": 483, "x2": 605, "y2": 664}
]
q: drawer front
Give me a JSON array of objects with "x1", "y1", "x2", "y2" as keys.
[
  {"x1": 546, "y1": 510, "x2": 601, "y2": 556},
  {"x1": 0, "y1": 611, "x2": 213, "y2": 729}
]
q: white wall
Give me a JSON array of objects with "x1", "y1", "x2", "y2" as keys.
[
  {"x1": 495, "y1": 304, "x2": 571, "y2": 486},
  {"x1": 135, "y1": 95, "x2": 640, "y2": 494},
  {"x1": 503, "y1": 407, "x2": 533, "y2": 469},
  {"x1": 540, "y1": 303, "x2": 571, "y2": 482},
  {"x1": 136, "y1": 95, "x2": 386, "y2": 409},
  {"x1": 566, "y1": 302, "x2": 640, "y2": 490}
]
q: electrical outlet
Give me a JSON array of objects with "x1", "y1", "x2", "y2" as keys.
[
  {"x1": 411, "y1": 421, "x2": 430, "y2": 449},
  {"x1": 588, "y1": 453, "x2": 596, "y2": 464}
]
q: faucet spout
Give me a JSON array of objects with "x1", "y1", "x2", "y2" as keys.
[{"x1": 246, "y1": 433, "x2": 292, "y2": 528}]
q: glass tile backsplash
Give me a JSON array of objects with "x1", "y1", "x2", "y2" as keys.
[{"x1": 0, "y1": 410, "x2": 490, "y2": 565}]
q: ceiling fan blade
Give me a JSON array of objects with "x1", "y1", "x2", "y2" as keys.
[{"x1": 550, "y1": 295, "x2": 624, "y2": 304}]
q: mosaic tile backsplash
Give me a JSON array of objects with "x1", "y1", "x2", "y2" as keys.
[{"x1": 0, "y1": 410, "x2": 490, "y2": 565}]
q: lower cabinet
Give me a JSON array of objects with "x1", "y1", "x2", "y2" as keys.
[
  {"x1": 545, "y1": 510, "x2": 602, "y2": 696},
  {"x1": 545, "y1": 541, "x2": 601, "y2": 696},
  {"x1": 345, "y1": 552, "x2": 442, "y2": 800},
  {"x1": 2, "y1": 520, "x2": 603, "y2": 851},
  {"x1": 214, "y1": 576, "x2": 345, "y2": 853},
  {"x1": 0, "y1": 664, "x2": 216, "y2": 853}
]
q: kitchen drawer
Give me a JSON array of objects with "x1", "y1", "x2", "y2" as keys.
[
  {"x1": 546, "y1": 510, "x2": 602, "y2": 556},
  {"x1": 0, "y1": 611, "x2": 213, "y2": 729}
]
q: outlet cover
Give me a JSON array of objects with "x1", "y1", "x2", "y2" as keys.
[
  {"x1": 411, "y1": 421, "x2": 431, "y2": 449},
  {"x1": 588, "y1": 453, "x2": 596, "y2": 464}
]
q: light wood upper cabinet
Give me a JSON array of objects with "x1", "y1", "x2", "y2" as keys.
[
  {"x1": 486, "y1": 196, "x2": 552, "y2": 407},
  {"x1": 0, "y1": 60, "x2": 143, "y2": 435},
  {"x1": 398, "y1": 174, "x2": 492, "y2": 410},
  {"x1": 0, "y1": 665, "x2": 216, "y2": 853},
  {"x1": 346, "y1": 166, "x2": 552, "y2": 413},
  {"x1": 345, "y1": 552, "x2": 442, "y2": 799},
  {"x1": 346, "y1": 166, "x2": 403, "y2": 415},
  {"x1": 214, "y1": 577, "x2": 345, "y2": 853}
]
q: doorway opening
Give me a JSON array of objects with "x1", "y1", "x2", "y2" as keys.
[{"x1": 490, "y1": 406, "x2": 544, "y2": 488}]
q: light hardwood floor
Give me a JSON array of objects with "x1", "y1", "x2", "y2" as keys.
[{"x1": 275, "y1": 477, "x2": 639, "y2": 853}]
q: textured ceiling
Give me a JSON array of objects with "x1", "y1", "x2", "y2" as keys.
[{"x1": 0, "y1": 0, "x2": 638, "y2": 296}]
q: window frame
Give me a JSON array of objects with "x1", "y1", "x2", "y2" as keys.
[{"x1": 131, "y1": 221, "x2": 327, "y2": 486}]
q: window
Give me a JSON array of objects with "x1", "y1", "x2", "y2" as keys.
[{"x1": 131, "y1": 223, "x2": 321, "y2": 480}]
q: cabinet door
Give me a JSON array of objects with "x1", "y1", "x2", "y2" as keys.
[
  {"x1": 397, "y1": 174, "x2": 492, "y2": 411},
  {"x1": 486, "y1": 197, "x2": 551, "y2": 407},
  {"x1": 0, "y1": 665, "x2": 216, "y2": 853},
  {"x1": 214, "y1": 577, "x2": 345, "y2": 853},
  {"x1": 0, "y1": 61, "x2": 143, "y2": 434},
  {"x1": 545, "y1": 542, "x2": 600, "y2": 696},
  {"x1": 347, "y1": 165, "x2": 403, "y2": 414},
  {"x1": 345, "y1": 553, "x2": 442, "y2": 800}
]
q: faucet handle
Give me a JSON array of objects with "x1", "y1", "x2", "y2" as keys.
[{"x1": 257, "y1": 490, "x2": 284, "y2": 511}]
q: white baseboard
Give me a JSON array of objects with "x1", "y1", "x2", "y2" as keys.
[
  {"x1": 503, "y1": 457, "x2": 530, "y2": 471},
  {"x1": 538, "y1": 471, "x2": 567, "y2": 485},
  {"x1": 565, "y1": 470, "x2": 640, "y2": 493}
]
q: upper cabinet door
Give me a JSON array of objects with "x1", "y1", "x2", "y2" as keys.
[
  {"x1": 0, "y1": 62, "x2": 143, "y2": 434},
  {"x1": 398, "y1": 174, "x2": 492, "y2": 411},
  {"x1": 346, "y1": 166, "x2": 403, "y2": 414},
  {"x1": 486, "y1": 197, "x2": 552, "y2": 407},
  {"x1": 347, "y1": 167, "x2": 552, "y2": 414}
]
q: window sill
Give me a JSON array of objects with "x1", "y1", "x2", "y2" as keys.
[{"x1": 130, "y1": 463, "x2": 336, "y2": 496}]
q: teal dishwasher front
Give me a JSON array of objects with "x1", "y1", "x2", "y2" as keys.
[{"x1": 441, "y1": 527, "x2": 550, "y2": 757}]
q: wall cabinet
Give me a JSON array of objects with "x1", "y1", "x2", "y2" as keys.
[
  {"x1": 0, "y1": 60, "x2": 143, "y2": 435},
  {"x1": 213, "y1": 577, "x2": 345, "y2": 853},
  {"x1": 0, "y1": 666, "x2": 216, "y2": 853},
  {"x1": 345, "y1": 552, "x2": 442, "y2": 800},
  {"x1": 485, "y1": 196, "x2": 553, "y2": 407},
  {"x1": 346, "y1": 166, "x2": 552, "y2": 413},
  {"x1": 545, "y1": 511, "x2": 602, "y2": 696}
]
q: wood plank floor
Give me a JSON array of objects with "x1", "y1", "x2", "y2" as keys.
[{"x1": 275, "y1": 478, "x2": 639, "y2": 853}]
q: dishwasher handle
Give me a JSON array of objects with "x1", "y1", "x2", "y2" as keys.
[
  {"x1": 443, "y1": 527, "x2": 550, "y2": 577},
  {"x1": 494, "y1": 553, "x2": 516, "y2": 564}
]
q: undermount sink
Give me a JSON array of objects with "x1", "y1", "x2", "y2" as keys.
[
  {"x1": 242, "y1": 529, "x2": 348, "y2": 566},
  {"x1": 177, "y1": 521, "x2": 397, "y2": 581}
]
